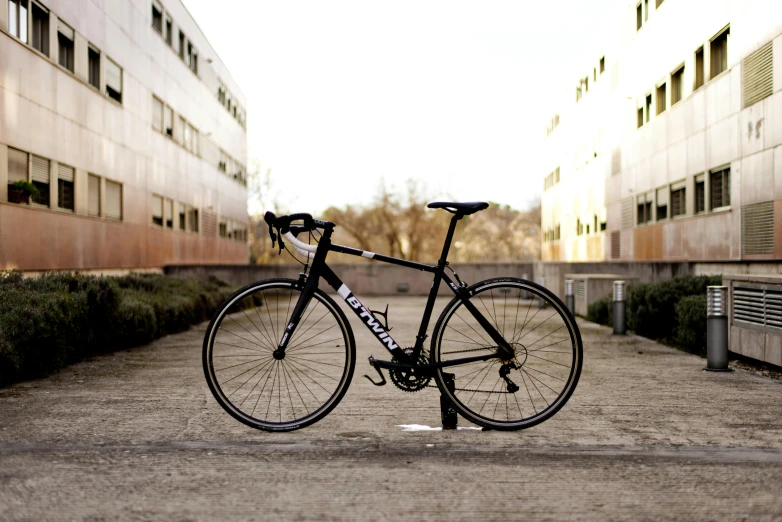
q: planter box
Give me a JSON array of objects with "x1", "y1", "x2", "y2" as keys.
[{"x1": 8, "y1": 189, "x2": 29, "y2": 204}]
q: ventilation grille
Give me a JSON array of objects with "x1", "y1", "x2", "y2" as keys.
[
  {"x1": 573, "y1": 280, "x2": 586, "y2": 301},
  {"x1": 611, "y1": 148, "x2": 621, "y2": 175},
  {"x1": 611, "y1": 231, "x2": 621, "y2": 259},
  {"x1": 621, "y1": 197, "x2": 634, "y2": 229},
  {"x1": 202, "y1": 210, "x2": 218, "y2": 237},
  {"x1": 733, "y1": 286, "x2": 782, "y2": 330},
  {"x1": 742, "y1": 41, "x2": 773, "y2": 109},
  {"x1": 741, "y1": 201, "x2": 774, "y2": 255}
]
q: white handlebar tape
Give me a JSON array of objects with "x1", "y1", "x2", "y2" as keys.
[{"x1": 283, "y1": 231, "x2": 317, "y2": 260}]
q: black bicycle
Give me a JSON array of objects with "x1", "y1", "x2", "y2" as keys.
[{"x1": 203, "y1": 202, "x2": 582, "y2": 431}]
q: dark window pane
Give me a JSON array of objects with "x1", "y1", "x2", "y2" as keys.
[
  {"x1": 32, "y1": 181, "x2": 49, "y2": 206},
  {"x1": 58, "y1": 179, "x2": 74, "y2": 210}
]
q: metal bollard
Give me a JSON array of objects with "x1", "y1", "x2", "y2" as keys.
[
  {"x1": 565, "y1": 279, "x2": 575, "y2": 316},
  {"x1": 522, "y1": 273, "x2": 529, "y2": 299},
  {"x1": 613, "y1": 280, "x2": 626, "y2": 335},
  {"x1": 705, "y1": 286, "x2": 732, "y2": 372}
]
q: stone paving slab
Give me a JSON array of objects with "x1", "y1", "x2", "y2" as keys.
[{"x1": 0, "y1": 296, "x2": 781, "y2": 521}]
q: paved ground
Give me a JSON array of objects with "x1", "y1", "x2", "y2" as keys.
[{"x1": 1, "y1": 295, "x2": 781, "y2": 521}]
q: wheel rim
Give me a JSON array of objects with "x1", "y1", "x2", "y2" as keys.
[
  {"x1": 205, "y1": 283, "x2": 352, "y2": 429},
  {"x1": 435, "y1": 281, "x2": 580, "y2": 427}
]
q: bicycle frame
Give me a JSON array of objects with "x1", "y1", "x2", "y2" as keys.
[{"x1": 274, "y1": 214, "x2": 513, "y2": 369}]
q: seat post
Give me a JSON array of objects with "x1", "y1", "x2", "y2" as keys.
[{"x1": 438, "y1": 214, "x2": 462, "y2": 266}]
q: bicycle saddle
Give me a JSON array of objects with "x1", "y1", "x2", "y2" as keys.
[{"x1": 427, "y1": 201, "x2": 489, "y2": 215}]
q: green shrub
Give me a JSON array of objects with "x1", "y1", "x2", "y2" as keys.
[
  {"x1": 626, "y1": 275, "x2": 721, "y2": 342},
  {"x1": 673, "y1": 294, "x2": 708, "y2": 356},
  {"x1": 587, "y1": 295, "x2": 612, "y2": 327},
  {"x1": 0, "y1": 272, "x2": 233, "y2": 386}
]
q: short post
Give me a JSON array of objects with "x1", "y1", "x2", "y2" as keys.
[
  {"x1": 440, "y1": 373, "x2": 458, "y2": 429},
  {"x1": 613, "y1": 280, "x2": 626, "y2": 335},
  {"x1": 565, "y1": 279, "x2": 575, "y2": 316},
  {"x1": 522, "y1": 273, "x2": 529, "y2": 299},
  {"x1": 705, "y1": 286, "x2": 732, "y2": 372},
  {"x1": 537, "y1": 277, "x2": 547, "y2": 308}
]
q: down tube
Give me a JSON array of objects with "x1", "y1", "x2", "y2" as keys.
[{"x1": 320, "y1": 266, "x2": 412, "y2": 364}]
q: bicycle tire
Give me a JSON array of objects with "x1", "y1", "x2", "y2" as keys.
[
  {"x1": 203, "y1": 278, "x2": 356, "y2": 432},
  {"x1": 431, "y1": 277, "x2": 582, "y2": 430}
]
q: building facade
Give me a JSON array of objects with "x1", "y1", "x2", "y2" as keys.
[
  {"x1": 0, "y1": 0, "x2": 248, "y2": 270},
  {"x1": 541, "y1": 0, "x2": 782, "y2": 262}
]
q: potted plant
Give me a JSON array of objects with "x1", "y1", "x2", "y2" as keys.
[{"x1": 8, "y1": 181, "x2": 40, "y2": 204}]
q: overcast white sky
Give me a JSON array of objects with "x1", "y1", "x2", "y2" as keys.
[{"x1": 183, "y1": 0, "x2": 619, "y2": 215}]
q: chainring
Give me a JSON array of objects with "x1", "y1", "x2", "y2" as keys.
[{"x1": 389, "y1": 348, "x2": 431, "y2": 393}]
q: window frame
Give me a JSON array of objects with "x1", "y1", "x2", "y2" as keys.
[
  {"x1": 30, "y1": 1, "x2": 49, "y2": 56},
  {"x1": 88, "y1": 45, "x2": 101, "y2": 90},
  {"x1": 8, "y1": 0, "x2": 29, "y2": 43},
  {"x1": 670, "y1": 180, "x2": 687, "y2": 218},
  {"x1": 709, "y1": 166, "x2": 731, "y2": 211},
  {"x1": 151, "y1": 0, "x2": 163, "y2": 34},
  {"x1": 57, "y1": 21, "x2": 75, "y2": 73},
  {"x1": 694, "y1": 46, "x2": 705, "y2": 90},
  {"x1": 709, "y1": 25, "x2": 730, "y2": 80},
  {"x1": 655, "y1": 81, "x2": 666, "y2": 115},
  {"x1": 151, "y1": 194, "x2": 164, "y2": 227},
  {"x1": 105, "y1": 57, "x2": 123, "y2": 104},
  {"x1": 670, "y1": 64, "x2": 684, "y2": 106},
  {"x1": 694, "y1": 174, "x2": 706, "y2": 214}
]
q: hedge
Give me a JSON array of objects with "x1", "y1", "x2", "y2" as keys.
[
  {"x1": 0, "y1": 271, "x2": 233, "y2": 387},
  {"x1": 587, "y1": 275, "x2": 721, "y2": 355}
]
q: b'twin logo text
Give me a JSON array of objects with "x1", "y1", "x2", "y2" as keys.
[{"x1": 346, "y1": 296, "x2": 399, "y2": 350}]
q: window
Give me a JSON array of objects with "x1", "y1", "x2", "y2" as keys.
[
  {"x1": 694, "y1": 47, "x2": 704, "y2": 89},
  {"x1": 187, "y1": 123, "x2": 198, "y2": 153},
  {"x1": 656, "y1": 83, "x2": 666, "y2": 115},
  {"x1": 164, "y1": 105, "x2": 173, "y2": 137},
  {"x1": 219, "y1": 219, "x2": 228, "y2": 237},
  {"x1": 57, "y1": 164, "x2": 74, "y2": 211},
  {"x1": 58, "y1": 22, "x2": 74, "y2": 72},
  {"x1": 600, "y1": 56, "x2": 605, "y2": 74},
  {"x1": 637, "y1": 106, "x2": 644, "y2": 128},
  {"x1": 710, "y1": 26, "x2": 729, "y2": 79},
  {"x1": 152, "y1": 96, "x2": 163, "y2": 132},
  {"x1": 656, "y1": 187, "x2": 668, "y2": 220},
  {"x1": 636, "y1": 2, "x2": 642, "y2": 30},
  {"x1": 710, "y1": 167, "x2": 730, "y2": 209},
  {"x1": 219, "y1": 150, "x2": 228, "y2": 172},
  {"x1": 645, "y1": 94, "x2": 652, "y2": 123},
  {"x1": 183, "y1": 122, "x2": 191, "y2": 150},
  {"x1": 165, "y1": 199, "x2": 174, "y2": 228},
  {"x1": 88, "y1": 174, "x2": 101, "y2": 216},
  {"x1": 178, "y1": 203, "x2": 186, "y2": 230},
  {"x1": 164, "y1": 14, "x2": 173, "y2": 45},
  {"x1": 7, "y1": 148, "x2": 28, "y2": 198},
  {"x1": 152, "y1": 1, "x2": 163, "y2": 34},
  {"x1": 187, "y1": 207, "x2": 199, "y2": 233},
  {"x1": 186, "y1": 40, "x2": 193, "y2": 67},
  {"x1": 30, "y1": 155, "x2": 50, "y2": 206},
  {"x1": 191, "y1": 50, "x2": 198, "y2": 74},
  {"x1": 88, "y1": 46, "x2": 100, "y2": 89},
  {"x1": 31, "y1": 2, "x2": 48, "y2": 55},
  {"x1": 106, "y1": 58, "x2": 122, "y2": 103},
  {"x1": 178, "y1": 31, "x2": 186, "y2": 60},
  {"x1": 671, "y1": 65, "x2": 684, "y2": 105},
  {"x1": 670, "y1": 181, "x2": 686, "y2": 217},
  {"x1": 695, "y1": 174, "x2": 706, "y2": 214},
  {"x1": 8, "y1": 0, "x2": 28, "y2": 43},
  {"x1": 152, "y1": 195, "x2": 164, "y2": 226},
  {"x1": 656, "y1": 0, "x2": 664, "y2": 6},
  {"x1": 644, "y1": 0, "x2": 649, "y2": 20},
  {"x1": 636, "y1": 193, "x2": 653, "y2": 225},
  {"x1": 105, "y1": 180, "x2": 122, "y2": 220},
  {"x1": 178, "y1": 116, "x2": 186, "y2": 145}
]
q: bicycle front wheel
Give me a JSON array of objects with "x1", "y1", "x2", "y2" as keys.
[
  {"x1": 431, "y1": 278, "x2": 582, "y2": 430},
  {"x1": 203, "y1": 278, "x2": 356, "y2": 431}
]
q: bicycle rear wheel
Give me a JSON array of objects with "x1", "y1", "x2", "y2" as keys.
[
  {"x1": 431, "y1": 278, "x2": 582, "y2": 430},
  {"x1": 203, "y1": 278, "x2": 355, "y2": 431}
]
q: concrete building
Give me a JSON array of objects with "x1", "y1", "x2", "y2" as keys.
[
  {"x1": 0, "y1": 0, "x2": 249, "y2": 270},
  {"x1": 541, "y1": 0, "x2": 782, "y2": 263}
]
